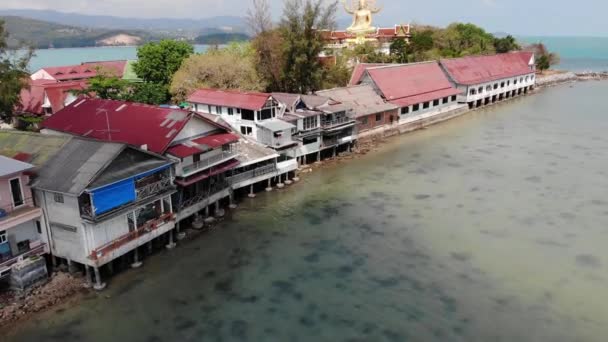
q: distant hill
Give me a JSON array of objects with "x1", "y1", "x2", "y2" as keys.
[
  {"x1": 1, "y1": 16, "x2": 155, "y2": 48},
  {"x1": 0, "y1": 9, "x2": 247, "y2": 34},
  {"x1": 194, "y1": 33, "x2": 250, "y2": 45}
]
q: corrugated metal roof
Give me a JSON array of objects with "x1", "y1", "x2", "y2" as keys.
[
  {"x1": 0, "y1": 131, "x2": 71, "y2": 167},
  {"x1": 0, "y1": 155, "x2": 34, "y2": 177},
  {"x1": 365, "y1": 62, "x2": 462, "y2": 106},
  {"x1": 188, "y1": 88, "x2": 271, "y2": 111},
  {"x1": 316, "y1": 85, "x2": 397, "y2": 118},
  {"x1": 440, "y1": 52, "x2": 535, "y2": 85},
  {"x1": 349, "y1": 63, "x2": 388, "y2": 86},
  {"x1": 33, "y1": 139, "x2": 125, "y2": 195},
  {"x1": 41, "y1": 98, "x2": 193, "y2": 154},
  {"x1": 166, "y1": 133, "x2": 239, "y2": 158},
  {"x1": 39, "y1": 61, "x2": 127, "y2": 81}
]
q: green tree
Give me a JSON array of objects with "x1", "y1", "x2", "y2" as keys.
[
  {"x1": 529, "y1": 43, "x2": 560, "y2": 73},
  {"x1": 133, "y1": 40, "x2": 194, "y2": 85},
  {"x1": 128, "y1": 83, "x2": 169, "y2": 105},
  {"x1": 170, "y1": 43, "x2": 266, "y2": 102},
  {"x1": 279, "y1": 0, "x2": 338, "y2": 93},
  {"x1": 79, "y1": 68, "x2": 169, "y2": 105},
  {"x1": 494, "y1": 35, "x2": 520, "y2": 53},
  {"x1": 389, "y1": 38, "x2": 408, "y2": 63},
  {"x1": 0, "y1": 20, "x2": 33, "y2": 121},
  {"x1": 433, "y1": 23, "x2": 495, "y2": 57}
]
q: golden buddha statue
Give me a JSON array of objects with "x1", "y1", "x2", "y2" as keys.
[{"x1": 342, "y1": 0, "x2": 381, "y2": 35}]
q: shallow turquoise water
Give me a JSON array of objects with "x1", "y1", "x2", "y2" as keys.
[{"x1": 8, "y1": 82, "x2": 608, "y2": 341}]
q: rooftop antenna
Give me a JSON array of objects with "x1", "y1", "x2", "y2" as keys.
[{"x1": 95, "y1": 106, "x2": 120, "y2": 141}]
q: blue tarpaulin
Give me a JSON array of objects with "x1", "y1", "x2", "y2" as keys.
[{"x1": 91, "y1": 179, "x2": 136, "y2": 215}]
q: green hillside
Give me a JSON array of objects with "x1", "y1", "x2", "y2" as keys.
[{"x1": 1, "y1": 16, "x2": 151, "y2": 48}]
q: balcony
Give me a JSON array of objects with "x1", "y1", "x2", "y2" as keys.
[
  {"x1": 181, "y1": 150, "x2": 239, "y2": 177},
  {"x1": 0, "y1": 198, "x2": 42, "y2": 230},
  {"x1": 89, "y1": 213, "x2": 175, "y2": 262},
  {"x1": 0, "y1": 241, "x2": 47, "y2": 278},
  {"x1": 321, "y1": 116, "x2": 356, "y2": 130},
  {"x1": 226, "y1": 164, "x2": 277, "y2": 186}
]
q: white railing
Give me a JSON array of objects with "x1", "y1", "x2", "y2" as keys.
[
  {"x1": 182, "y1": 150, "x2": 238, "y2": 175},
  {"x1": 226, "y1": 164, "x2": 277, "y2": 185},
  {"x1": 322, "y1": 116, "x2": 355, "y2": 128},
  {"x1": 136, "y1": 178, "x2": 174, "y2": 200}
]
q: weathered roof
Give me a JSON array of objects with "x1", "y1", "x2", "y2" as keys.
[
  {"x1": 37, "y1": 60, "x2": 127, "y2": 81},
  {"x1": 272, "y1": 93, "x2": 301, "y2": 112},
  {"x1": 234, "y1": 137, "x2": 278, "y2": 166},
  {"x1": 0, "y1": 155, "x2": 34, "y2": 177},
  {"x1": 300, "y1": 95, "x2": 332, "y2": 109},
  {"x1": 365, "y1": 62, "x2": 462, "y2": 107},
  {"x1": 256, "y1": 119, "x2": 295, "y2": 131},
  {"x1": 188, "y1": 88, "x2": 272, "y2": 111},
  {"x1": 41, "y1": 98, "x2": 193, "y2": 154},
  {"x1": 32, "y1": 139, "x2": 125, "y2": 195},
  {"x1": 166, "y1": 133, "x2": 240, "y2": 158},
  {"x1": 349, "y1": 63, "x2": 388, "y2": 86},
  {"x1": 316, "y1": 85, "x2": 397, "y2": 118},
  {"x1": 0, "y1": 131, "x2": 71, "y2": 167},
  {"x1": 440, "y1": 52, "x2": 535, "y2": 85}
]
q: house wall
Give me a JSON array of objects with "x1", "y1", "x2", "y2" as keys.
[
  {"x1": 256, "y1": 127, "x2": 294, "y2": 149},
  {"x1": 0, "y1": 174, "x2": 32, "y2": 212},
  {"x1": 357, "y1": 109, "x2": 398, "y2": 132},
  {"x1": 6, "y1": 220, "x2": 40, "y2": 256},
  {"x1": 457, "y1": 73, "x2": 536, "y2": 104},
  {"x1": 172, "y1": 116, "x2": 218, "y2": 143},
  {"x1": 30, "y1": 69, "x2": 55, "y2": 81},
  {"x1": 397, "y1": 94, "x2": 459, "y2": 121}
]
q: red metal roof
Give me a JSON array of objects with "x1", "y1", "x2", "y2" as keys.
[
  {"x1": 440, "y1": 52, "x2": 535, "y2": 86},
  {"x1": 349, "y1": 63, "x2": 388, "y2": 86},
  {"x1": 40, "y1": 61, "x2": 127, "y2": 81},
  {"x1": 166, "y1": 133, "x2": 239, "y2": 158},
  {"x1": 188, "y1": 88, "x2": 271, "y2": 111},
  {"x1": 17, "y1": 80, "x2": 86, "y2": 115},
  {"x1": 366, "y1": 62, "x2": 461, "y2": 106},
  {"x1": 42, "y1": 98, "x2": 193, "y2": 154}
]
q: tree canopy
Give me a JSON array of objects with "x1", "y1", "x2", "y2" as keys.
[
  {"x1": 133, "y1": 40, "x2": 194, "y2": 85},
  {"x1": 170, "y1": 43, "x2": 266, "y2": 103},
  {"x1": 527, "y1": 43, "x2": 560, "y2": 72},
  {"x1": 0, "y1": 20, "x2": 33, "y2": 120},
  {"x1": 78, "y1": 69, "x2": 169, "y2": 105}
]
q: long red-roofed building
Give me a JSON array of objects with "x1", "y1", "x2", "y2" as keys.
[
  {"x1": 31, "y1": 61, "x2": 128, "y2": 82},
  {"x1": 440, "y1": 51, "x2": 537, "y2": 108}
]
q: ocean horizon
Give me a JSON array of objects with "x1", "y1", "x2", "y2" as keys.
[{"x1": 26, "y1": 36, "x2": 608, "y2": 73}]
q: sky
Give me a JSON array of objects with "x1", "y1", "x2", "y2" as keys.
[{"x1": 0, "y1": 0, "x2": 606, "y2": 37}]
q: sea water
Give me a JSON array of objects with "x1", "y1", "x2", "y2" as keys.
[
  {"x1": 8, "y1": 81, "x2": 608, "y2": 341},
  {"x1": 518, "y1": 36, "x2": 608, "y2": 72}
]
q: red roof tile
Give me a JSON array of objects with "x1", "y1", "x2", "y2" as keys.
[
  {"x1": 440, "y1": 52, "x2": 535, "y2": 85},
  {"x1": 42, "y1": 98, "x2": 193, "y2": 154},
  {"x1": 166, "y1": 133, "x2": 239, "y2": 158},
  {"x1": 17, "y1": 80, "x2": 86, "y2": 115},
  {"x1": 40, "y1": 61, "x2": 127, "y2": 81},
  {"x1": 366, "y1": 62, "x2": 461, "y2": 106},
  {"x1": 188, "y1": 88, "x2": 271, "y2": 111}
]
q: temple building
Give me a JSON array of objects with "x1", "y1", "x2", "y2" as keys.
[{"x1": 321, "y1": 0, "x2": 411, "y2": 54}]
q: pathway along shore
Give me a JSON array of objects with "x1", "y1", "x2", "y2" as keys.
[{"x1": 2, "y1": 69, "x2": 608, "y2": 329}]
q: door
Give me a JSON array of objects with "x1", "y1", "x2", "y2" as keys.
[{"x1": 9, "y1": 178, "x2": 24, "y2": 208}]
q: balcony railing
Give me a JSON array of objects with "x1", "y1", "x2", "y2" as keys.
[
  {"x1": 226, "y1": 164, "x2": 277, "y2": 185},
  {"x1": 0, "y1": 197, "x2": 36, "y2": 218},
  {"x1": 136, "y1": 177, "x2": 174, "y2": 200},
  {"x1": 0, "y1": 242, "x2": 47, "y2": 274},
  {"x1": 322, "y1": 116, "x2": 355, "y2": 129},
  {"x1": 178, "y1": 180, "x2": 230, "y2": 210},
  {"x1": 89, "y1": 213, "x2": 175, "y2": 261},
  {"x1": 182, "y1": 150, "x2": 238, "y2": 176}
]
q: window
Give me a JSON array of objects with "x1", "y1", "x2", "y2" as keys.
[
  {"x1": 451, "y1": 95, "x2": 457, "y2": 102},
  {"x1": 303, "y1": 116, "x2": 318, "y2": 130},
  {"x1": 260, "y1": 108, "x2": 273, "y2": 121},
  {"x1": 493, "y1": 84, "x2": 498, "y2": 90},
  {"x1": 53, "y1": 193, "x2": 64, "y2": 203},
  {"x1": 0, "y1": 230, "x2": 6, "y2": 244},
  {"x1": 486, "y1": 85, "x2": 492, "y2": 92},
  {"x1": 442, "y1": 97, "x2": 448, "y2": 104},
  {"x1": 501, "y1": 82, "x2": 505, "y2": 88},
  {"x1": 240, "y1": 126, "x2": 252, "y2": 135},
  {"x1": 478, "y1": 87, "x2": 483, "y2": 94},
  {"x1": 215, "y1": 106, "x2": 221, "y2": 114},
  {"x1": 228, "y1": 108, "x2": 234, "y2": 115},
  {"x1": 520, "y1": 77, "x2": 524, "y2": 83},
  {"x1": 9, "y1": 178, "x2": 24, "y2": 207},
  {"x1": 401, "y1": 106, "x2": 409, "y2": 115},
  {"x1": 514, "y1": 79, "x2": 518, "y2": 85},
  {"x1": 433, "y1": 99, "x2": 439, "y2": 106},
  {"x1": 303, "y1": 137, "x2": 317, "y2": 145},
  {"x1": 507, "y1": 81, "x2": 510, "y2": 86},
  {"x1": 36, "y1": 221, "x2": 42, "y2": 234},
  {"x1": 413, "y1": 104, "x2": 420, "y2": 112},
  {"x1": 470, "y1": 89, "x2": 476, "y2": 95},
  {"x1": 375, "y1": 113, "x2": 383, "y2": 122},
  {"x1": 241, "y1": 109, "x2": 255, "y2": 121},
  {"x1": 423, "y1": 102, "x2": 430, "y2": 109},
  {"x1": 193, "y1": 154, "x2": 200, "y2": 163},
  {"x1": 207, "y1": 105, "x2": 212, "y2": 113}
]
